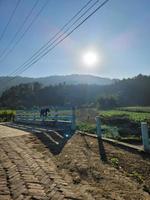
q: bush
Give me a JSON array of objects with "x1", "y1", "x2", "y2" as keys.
[{"x1": 0, "y1": 110, "x2": 16, "y2": 122}]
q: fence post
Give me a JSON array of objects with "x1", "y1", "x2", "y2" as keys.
[
  {"x1": 96, "y1": 116, "x2": 102, "y2": 138},
  {"x1": 55, "y1": 108, "x2": 58, "y2": 121},
  {"x1": 33, "y1": 111, "x2": 36, "y2": 121},
  {"x1": 141, "y1": 122, "x2": 150, "y2": 153},
  {"x1": 71, "y1": 107, "x2": 76, "y2": 131}
]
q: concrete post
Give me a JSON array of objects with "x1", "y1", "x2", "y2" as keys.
[
  {"x1": 71, "y1": 107, "x2": 76, "y2": 131},
  {"x1": 33, "y1": 111, "x2": 36, "y2": 121},
  {"x1": 141, "y1": 122, "x2": 150, "y2": 153},
  {"x1": 96, "y1": 116, "x2": 102, "y2": 138},
  {"x1": 55, "y1": 109, "x2": 58, "y2": 121}
]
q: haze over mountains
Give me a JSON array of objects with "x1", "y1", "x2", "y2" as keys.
[
  {"x1": 1, "y1": 74, "x2": 150, "y2": 108},
  {"x1": 0, "y1": 74, "x2": 117, "y2": 93}
]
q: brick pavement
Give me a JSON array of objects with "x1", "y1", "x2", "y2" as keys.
[{"x1": 0, "y1": 125, "x2": 81, "y2": 200}]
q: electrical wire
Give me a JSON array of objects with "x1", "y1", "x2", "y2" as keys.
[
  {"x1": 7, "y1": 0, "x2": 100, "y2": 77},
  {"x1": 0, "y1": 0, "x2": 22, "y2": 43},
  {"x1": 8, "y1": 0, "x2": 95, "y2": 76},
  {"x1": 1, "y1": 0, "x2": 110, "y2": 89},
  {"x1": 0, "y1": 0, "x2": 50, "y2": 63},
  {"x1": 0, "y1": 0, "x2": 39, "y2": 60}
]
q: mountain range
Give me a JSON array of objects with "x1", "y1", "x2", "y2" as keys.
[{"x1": 0, "y1": 74, "x2": 117, "y2": 94}]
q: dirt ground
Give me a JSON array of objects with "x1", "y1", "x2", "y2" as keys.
[
  {"x1": 0, "y1": 124, "x2": 150, "y2": 200},
  {"x1": 33, "y1": 133, "x2": 150, "y2": 200}
]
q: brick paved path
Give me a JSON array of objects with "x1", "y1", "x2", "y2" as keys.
[{"x1": 0, "y1": 125, "x2": 81, "y2": 200}]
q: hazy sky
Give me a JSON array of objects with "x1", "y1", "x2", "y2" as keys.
[{"x1": 0, "y1": 0, "x2": 150, "y2": 78}]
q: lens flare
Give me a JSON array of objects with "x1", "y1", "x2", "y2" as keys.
[{"x1": 82, "y1": 51, "x2": 99, "y2": 67}]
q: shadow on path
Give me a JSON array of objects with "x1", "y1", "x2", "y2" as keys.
[
  {"x1": 2, "y1": 122, "x2": 75, "y2": 155},
  {"x1": 81, "y1": 133, "x2": 107, "y2": 163}
]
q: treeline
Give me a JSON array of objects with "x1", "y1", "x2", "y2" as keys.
[{"x1": 0, "y1": 74, "x2": 150, "y2": 109}]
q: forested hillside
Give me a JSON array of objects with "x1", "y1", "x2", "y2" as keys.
[
  {"x1": 0, "y1": 74, "x2": 115, "y2": 94},
  {"x1": 0, "y1": 74, "x2": 149, "y2": 109}
]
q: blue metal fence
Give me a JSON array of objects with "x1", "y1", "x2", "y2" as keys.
[{"x1": 14, "y1": 107, "x2": 76, "y2": 134}]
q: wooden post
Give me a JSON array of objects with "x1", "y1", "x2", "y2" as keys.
[
  {"x1": 96, "y1": 116, "x2": 102, "y2": 138},
  {"x1": 71, "y1": 107, "x2": 76, "y2": 131},
  {"x1": 141, "y1": 122, "x2": 150, "y2": 153}
]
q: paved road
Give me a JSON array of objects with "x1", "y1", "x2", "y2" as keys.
[
  {"x1": 0, "y1": 123, "x2": 30, "y2": 138},
  {"x1": 0, "y1": 124, "x2": 81, "y2": 200}
]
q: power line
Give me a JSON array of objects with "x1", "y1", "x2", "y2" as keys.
[
  {"x1": 0, "y1": 0, "x2": 22, "y2": 43},
  {"x1": 0, "y1": 0, "x2": 39, "y2": 60},
  {"x1": 2, "y1": 0, "x2": 110, "y2": 85},
  {"x1": 7, "y1": 0, "x2": 98, "y2": 76},
  {"x1": 1, "y1": 0, "x2": 110, "y2": 88},
  {"x1": 18, "y1": 0, "x2": 110, "y2": 75},
  {"x1": 0, "y1": 0, "x2": 50, "y2": 63}
]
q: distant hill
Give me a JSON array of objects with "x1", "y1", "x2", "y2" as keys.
[
  {"x1": 0, "y1": 74, "x2": 116, "y2": 93},
  {"x1": 1, "y1": 74, "x2": 150, "y2": 108}
]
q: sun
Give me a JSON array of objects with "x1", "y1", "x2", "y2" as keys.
[{"x1": 82, "y1": 50, "x2": 99, "y2": 68}]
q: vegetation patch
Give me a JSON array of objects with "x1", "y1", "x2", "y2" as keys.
[
  {"x1": 110, "y1": 157, "x2": 119, "y2": 168},
  {"x1": 129, "y1": 171, "x2": 144, "y2": 183},
  {"x1": 117, "y1": 106, "x2": 150, "y2": 113},
  {"x1": 100, "y1": 110, "x2": 150, "y2": 123},
  {"x1": 0, "y1": 110, "x2": 16, "y2": 122},
  {"x1": 77, "y1": 122, "x2": 96, "y2": 134}
]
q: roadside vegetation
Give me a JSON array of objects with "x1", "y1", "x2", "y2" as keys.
[{"x1": 0, "y1": 110, "x2": 16, "y2": 122}]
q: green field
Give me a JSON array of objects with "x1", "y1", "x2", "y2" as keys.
[
  {"x1": 77, "y1": 107, "x2": 150, "y2": 143},
  {"x1": 100, "y1": 110, "x2": 150, "y2": 123},
  {"x1": 117, "y1": 106, "x2": 150, "y2": 113}
]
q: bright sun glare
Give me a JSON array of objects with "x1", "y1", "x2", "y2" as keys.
[{"x1": 82, "y1": 51, "x2": 99, "y2": 68}]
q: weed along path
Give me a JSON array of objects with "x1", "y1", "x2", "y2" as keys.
[{"x1": 0, "y1": 124, "x2": 150, "y2": 200}]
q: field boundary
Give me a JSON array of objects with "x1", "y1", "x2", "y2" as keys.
[{"x1": 77, "y1": 131, "x2": 150, "y2": 156}]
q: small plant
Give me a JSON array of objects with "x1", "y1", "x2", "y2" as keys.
[
  {"x1": 130, "y1": 171, "x2": 143, "y2": 183},
  {"x1": 110, "y1": 157, "x2": 119, "y2": 168}
]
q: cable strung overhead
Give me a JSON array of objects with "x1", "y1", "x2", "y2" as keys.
[
  {"x1": 1, "y1": 0, "x2": 110, "y2": 87},
  {"x1": 0, "y1": 0, "x2": 50, "y2": 63},
  {"x1": 17, "y1": 0, "x2": 103, "y2": 76},
  {"x1": 7, "y1": 0, "x2": 94, "y2": 77},
  {"x1": 0, "y1": 0, "x2": 39, "y2": 60},
  {"x1": 0, "y1": 0, "x2": 22, "y2": 43}
]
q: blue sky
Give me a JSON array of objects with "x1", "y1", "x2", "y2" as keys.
[{"x1": 0, "y1": 0, "x2": 150, "y2": 79}]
